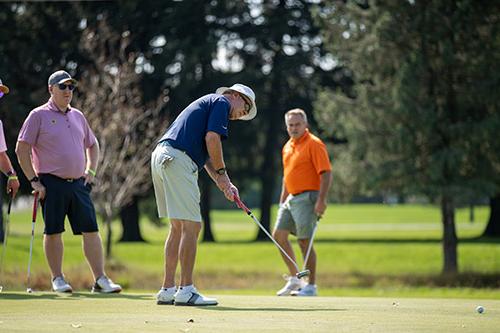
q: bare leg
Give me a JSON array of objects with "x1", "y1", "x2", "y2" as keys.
[
  {"x1": 178, "y1": 220, "x2": 201, "y2": 286},
  {"x1": 272, "y1": 229, "x2": 298, "y2": 275},
  {"x1": 82, "y1": 231, "x2": 105, "y2": 279},
  {"x1": 298, "y1": 238, "x2": 316, "y2": 284},
  {"x1": 162, "y1": 219, "x2": 182, "y2": 288},
  {"x1": 44, "y1": 233, "x2": 64, "y2": 278}
]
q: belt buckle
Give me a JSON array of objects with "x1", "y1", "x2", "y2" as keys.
[{"x1": 66, "y1": 178, "x2": 74, "y2": 183}]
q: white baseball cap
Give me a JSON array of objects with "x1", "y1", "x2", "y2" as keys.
[
  {"x1": 216, "y1": 83, "x2": 257, "y2": 121},
  {"x1": 0, "y1": 78, "x2": 9, "y2": 94}
]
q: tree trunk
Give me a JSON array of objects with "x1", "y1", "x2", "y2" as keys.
[
  {"x1": 441, "y1": 195, "x2": 458, "y2": 274},
  {"x1": 200, "y1": 174, "x2": 215, "y2": 242},
  {"x1": 483, "y1": 193, "x2": 500, "y2": 237},
  {"x1": 119, "y1": 197, "x2": 145, "y2": 242},
  {"x1": 105, "y1": 216, "x2": 112, "y2": 259},
  {"x1": 256, "y1": 53, "x2": 285, "y2": 241},
  {"x1": 0, "y1": 185, "x2": 3, "y2": 242}
]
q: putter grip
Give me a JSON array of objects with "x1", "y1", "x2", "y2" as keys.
[
  {"x1": 234, "y1": 196, "x2": 251, "y2": 214},
  {"x1": 31, "y1": 193, "x2": 39, "y2": 222}
]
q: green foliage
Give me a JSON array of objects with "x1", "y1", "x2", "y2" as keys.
[{"x1": 315, "y1": 0, "x2": 500, "y2": 201}]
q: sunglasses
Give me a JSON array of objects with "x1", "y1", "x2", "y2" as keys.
[
  {"x1": 238, "y1": 93, "x2": 251, "y2": 113},
  {"x1": 57, "y1": 83, "x2": 75, "y2": 91}
]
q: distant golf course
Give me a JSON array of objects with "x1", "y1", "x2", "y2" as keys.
[{"x1": 0, "y1": 203, "x2": 499, "y2": 331}]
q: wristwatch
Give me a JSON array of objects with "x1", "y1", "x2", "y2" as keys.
[
  {"x1": 29, "y1": 176, "x2": 40, "y2": 183},
  {"x1": 216, "y1": 168, "x2": 226, "y2": 175},
  {"x1": 6, "y1": 170, "x2": 15, "y2": 176}
]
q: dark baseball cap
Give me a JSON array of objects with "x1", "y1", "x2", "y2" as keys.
[{"x1": 48, "y1": 70, "x2": 78, "y2": 86}]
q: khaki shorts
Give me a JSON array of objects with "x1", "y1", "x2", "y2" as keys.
[
  {"x1": 151, "y1": 142, "x2": 202, "y2": 222},
  {"x1": 274, "y1": 191, "x2": 318, "y2": 239}
]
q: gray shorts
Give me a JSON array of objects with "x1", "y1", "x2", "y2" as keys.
[
  {"x1": 274, "y1": 191, "x2": 319, "y2": 239},
  {"x1": 151, "y1": 142, "x2": 202, "y2": 222}
]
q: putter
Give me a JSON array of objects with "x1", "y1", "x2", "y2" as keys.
[
  {"x1": 234, "y1": 196, "x2": 310, "y2": 279},
  {"x1": 302, "y1": 217, "x2": 320, "y2": 272},
  {"x1": 0, "y1": 193, "x2": 13, "y2": 292},
  {"x1": 26, "y1": 193, "x2": 39, "y2": 293}
]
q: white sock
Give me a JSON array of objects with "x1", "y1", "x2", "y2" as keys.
[
  {"x1": 179, "y1": 284, "x2": 194, "y2": 292},
  {"x1": 162, "y1": 286, "x2": 176, "y2": 292}
]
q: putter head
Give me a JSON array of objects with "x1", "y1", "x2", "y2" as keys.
[
  {"x1": 26, "y1": 288, "x2": 33, "y2": 293},
  {"x1": 296, "y1": 270, "x2": 310, "y2": 279}
]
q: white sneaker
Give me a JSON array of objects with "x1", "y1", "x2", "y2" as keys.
[
  {"x1": 174, "y1": 286, "x2": 218, "y2": 306},
  {"x1": 292, "y1": 284, "x2": 317, "y2": 296},
  {"x1": 276, "y1": 276, "x2": 304, "y2": 296},
  {"x1": 156, "y1": 287, "x2": 176, "y2": 305},
  {"x1": 92, "y1": 276, "x2": 122, "y2": 293},
  {"x1": 52, "y1": 276, "x2": 72, "y2": 293}
]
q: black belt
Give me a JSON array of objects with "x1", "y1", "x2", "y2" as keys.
[{"x1": 39, "y1": 173, "x2": 83, "y2": 183}]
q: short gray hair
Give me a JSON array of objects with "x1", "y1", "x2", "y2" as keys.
[{"x1": 285, "y1": 108, "x2": 308, "y2": 123}]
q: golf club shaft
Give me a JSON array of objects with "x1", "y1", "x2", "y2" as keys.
[
  {"x1": 302, "y1": 218, "x2": 319, "y2": 271},
  {"x1": 248, "y1": 212, "x2": 301, "y2": 272},
  {"x1": 27, "y1": 193, "x2": 39, "y2": 290},
  {"x1": 234, "y1": 197, "x2": 301, "y2": 272}
]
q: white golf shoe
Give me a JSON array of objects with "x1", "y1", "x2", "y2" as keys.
[
  {"x1": 292, "y1": 283, "x2": 317, "y2": 296},
  {"x1": 156, "y1": 286, "x2": 176, "y2": 305},
  {"x1": 174, "y1": 286, "x2": 218, "y2": 306},
  {"x1": 52, "y1": 276, "x2": 73, "y2": 293},
  {"x1": 276, "y1": 276, "x2": 304, "y2": 296},
  {"x1": 92, "y1": 276, "x2": 122, "y2": 293}
]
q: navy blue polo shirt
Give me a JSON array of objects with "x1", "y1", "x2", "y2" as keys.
[{"x1": 158, "y1": 93, "x2": 230, "y2": 169}]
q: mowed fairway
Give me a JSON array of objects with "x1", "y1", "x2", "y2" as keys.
[{"x1": 0, "y1": 292, "x2": 499, "y2": 332}]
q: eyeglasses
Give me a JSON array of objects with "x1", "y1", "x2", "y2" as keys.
[
  {"x1": 57, "y1": 83, "x2": 75, "y2": 91},
  {"x1": 239, "y1": 93, "x2": 251, "y2": 113}
]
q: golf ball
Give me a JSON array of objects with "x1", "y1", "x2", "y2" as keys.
[{"x1": 476, "y1": 306, "x2": 484, "y2": 314}]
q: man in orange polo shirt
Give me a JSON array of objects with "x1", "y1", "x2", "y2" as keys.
[{"x1": 273, "y1": 108, "x2": 332, "y2": 296}]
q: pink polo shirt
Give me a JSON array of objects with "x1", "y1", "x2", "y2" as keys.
[
  {"x1": 18, "y1": 98, "x2": 97, "y2": 179},
  {"x1": 0, "y1": 121, "x2": 7, "y2": 152}
]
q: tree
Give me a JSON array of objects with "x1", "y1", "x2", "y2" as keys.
[
  {"x1": 316, "y1": 0, "x2": 500, "y2": 273},
  {"x1": 218, "y1": 0, "x2": 343, "y2": 239},
  {"x1": 76, "y1": 17, "x2": 168, "y2": 257}
]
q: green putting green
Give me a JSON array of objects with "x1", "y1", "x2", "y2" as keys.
[{"x1": 0, "y1": 292, "x2": 498, "y2": 332}]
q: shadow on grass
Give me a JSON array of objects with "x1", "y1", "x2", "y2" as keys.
[
  {"x1": 199, "y1": 306, "x2": 346, "y2": 312},
  {"x1": 0, "y1": 292, "x2": 152, "y2": 301}
]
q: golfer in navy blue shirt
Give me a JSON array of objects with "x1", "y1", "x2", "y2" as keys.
[{"x1": 152, "y1": 84, "x2": 257, "y2": 306}]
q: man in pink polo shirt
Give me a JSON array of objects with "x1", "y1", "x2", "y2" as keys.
[
  {"x1": 16, "y1": 70, "x2": 121, "y2": 293},
  {"x1": 0, "y1": 78, "x2": 20, "y2": 198}
]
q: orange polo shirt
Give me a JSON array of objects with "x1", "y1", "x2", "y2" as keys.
[{"x1": 282, "y1": 129, "x2": 331, "y2": 195}]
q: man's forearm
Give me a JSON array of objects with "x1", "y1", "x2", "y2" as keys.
[
  {"x1": 318, "y1": 171, "x2": 332, "y2": 202},
  {"x1": 204, "y1": 159, "x2": 218, "y2": 183},
  {"x1": 279, "y1": 179, "x2": 289, "y2": 203},
  {"x1": 0, "y1": 152, "x2": 14, "y2": 175},
  {"x1": 205, "y1": 132, "x2": 225, "y2": 171},
  {"x1": 15, "y1": 141, "x2": 36, "y2": 179},
  {"x1": 86, "y1": 142, "x2": 100, "y2": 172}
]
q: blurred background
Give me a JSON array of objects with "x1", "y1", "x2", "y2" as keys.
[{"x1": 0, "y1": 0, "x2": 498, "y2": 293}]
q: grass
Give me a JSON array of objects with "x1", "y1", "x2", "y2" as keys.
[
  {"x1": 1, "y1": 203, "x2": 499, "y2": 298},
  {"x1": 0, "y1": 292, "x2": 499, "y2": 332}
]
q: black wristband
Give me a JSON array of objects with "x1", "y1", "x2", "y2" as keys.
[
  {"x1": 216, "y1": 168, "x2": 226, "y2": 175},
  {"x1": 29, "y1": 176, "x2": 39, "y2": 183}
]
